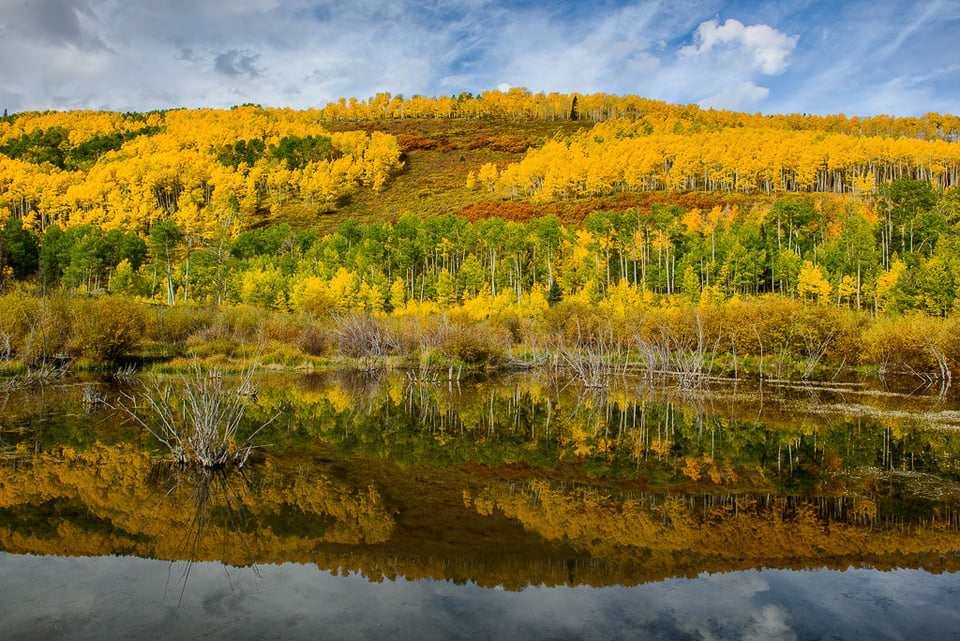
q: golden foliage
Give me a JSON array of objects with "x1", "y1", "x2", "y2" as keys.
[
  {"x1": 0, "y1": 107, "x2": 403, "y2": 232},
  {"x1": 485, "y1": 122, "x2": 960, "y2": 199}
]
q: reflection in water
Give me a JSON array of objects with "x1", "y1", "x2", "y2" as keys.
[
  {"x1": 1, "y1": 372, "x2": 960, "y2": 633},
  {"x1": 1, "y1": 439, "x2": 959, "y2": 589},
  {"x1": 2, "y1": 553, "x2": 960, "y2": 641},
  {"x1": 149, "y1": 464, "x2": 266, "y2": 603},
  {"x1": 0, "y1": 443, "x2": 395, "y2": 572}
]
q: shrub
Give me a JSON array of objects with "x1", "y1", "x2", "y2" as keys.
[
  {"x1": 0, "y1": 288, "x2": 71, "y2": 365},
  {"x1": 259, "y1": 313, "x2": 303, "y2": 343},
  {"x1": 863, "y1": 314, "x2": 947, "y2": 375},
  {"x1": 70, "y1": 297, "x2": 146, "y2": 361},
  {"x1": 441, "y1": 322, "x2": 509, "y2": 366},
  {"x1": 335, "y1": 313, "x2": 400, "y2": 365},
  {"x1": 393, "y1": 309, "x2": 447, "y2": 355},
  {"x1": 147, "y1": 305, "x2": 216, "y2": 344},
  {"x1": 297, "y1": 323, "x2": 333, "y2": 356},
  {"x1": 492, "y1": 311, "x2": 524, "y2": 344},
  {"x1": 396, "y1": 134, "x2": 440, "y2": 150},
  {"x1": 220, "y1": 304, "x2": 266, "y2": 342},
  {"x1": 117, "y1": 358, "x2": 275, "y2": 468},
  {"x1": 543, "y1": 300, "x2": 605, "y2": 348}
]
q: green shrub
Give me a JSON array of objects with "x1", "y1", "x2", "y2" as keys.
[
  {"x1": 147, "y1": 305, "x2": 216, "y2": 344},
  {"x1": 219, "y1": 304, "x2": 266, "y2": 342},
  {"x1": 0, "y1": 288, "x2": 72, "y2": 365}
]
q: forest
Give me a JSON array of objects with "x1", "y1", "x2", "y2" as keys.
[{"x1": 1, "y1": 90, "x2": 960, "y2": 381}]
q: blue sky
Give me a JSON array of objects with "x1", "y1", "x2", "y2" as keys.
[{"x1": 0, "y1": 0, "x2": 957, "y2": 117}]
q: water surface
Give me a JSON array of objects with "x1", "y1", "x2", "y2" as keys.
[{"x1": 2, "y1": 373, "x2": 960, "y2": 639}]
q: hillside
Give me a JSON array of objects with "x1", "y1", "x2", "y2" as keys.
[
  {"x1": 319, "y1": 117, "x2": 591, "y2": 226},
  {"x1": 2, "y1": 90, "x2": 958, "y2": 237},
  {"x1": 321, "y1": 117, "x2": 766, "y2": 230},
  {"x1": 1, "y1": 91, "x2": 960, "y2": 380}
]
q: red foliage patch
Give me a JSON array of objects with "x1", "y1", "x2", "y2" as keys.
[
  {"x1": 456, "y1": 201, "x2": 542, "y2": 223},
  {"x1": 396, "y1": 134, "x2": 440, "y2": 151}
]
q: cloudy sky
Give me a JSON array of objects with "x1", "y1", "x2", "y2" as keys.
[{"x1": 1, "y1": 0, "x2": 958, "y2": 117}]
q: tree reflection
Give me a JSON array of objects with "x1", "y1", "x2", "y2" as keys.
[
  {"x1": 147, "y1": 463, "x2": 264, "y2": 603},
  {"x1": 1, "y1": 373, "x2": 960, "y2": 590}
]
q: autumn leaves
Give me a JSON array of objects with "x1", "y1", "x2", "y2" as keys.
[
  {"x1": 0, "y1": 106, "x2": 403, "y2": 235},
  {"x1": 472, "y1": 121, "x2": 960, "y2": 201}
]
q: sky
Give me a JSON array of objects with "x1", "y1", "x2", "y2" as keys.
[{"x1": 0, "y1": 0, "x2": 958, "y2": 117}]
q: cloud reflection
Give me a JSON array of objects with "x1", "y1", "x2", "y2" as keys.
[{"x1": 2, "y1": 554, "x2": 959, "y2": 641}]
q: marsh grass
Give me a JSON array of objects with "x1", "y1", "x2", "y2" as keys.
[
  {"x1": 1, "y1": 362, "x2": 70, "y2": 392},
  {"x1": 118, "y1": 356, "x2": 278, "y2": 468}
]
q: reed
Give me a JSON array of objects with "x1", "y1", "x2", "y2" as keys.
[{"x1": 118, "y1": 356, "x2": 277, "y2": 468}]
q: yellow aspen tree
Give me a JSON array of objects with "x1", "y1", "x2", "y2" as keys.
[{"x1": 797, "y1": 261, "x2": 832, "y2": 302}]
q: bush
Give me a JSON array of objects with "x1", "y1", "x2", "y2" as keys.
[
  {"x1": 441, "y1": 322, "x2": 509, "y2": 366},
  {"x1": 492, "y1": 311, "x2": 524, "y2": 344},
  {"x1": 70, "y1": 297, "x2": 146, "y2": 361},
  {"x1": 0, "y1": 288, "x2": 72, "y2": 365},
  {"x1": 543, "y1": 300, "x2": 605, "y2": 347},
  {"x1": 720, "y1": 298, "x2": 865, "y2": 367},
  {"x1": 863, "y1": 314, "x2": 948, "y2": 375},
  {"x1": 335, "y1": 313, "x2": 400, "y2": 363},
  {"x1": 259, "y1": 313, "x2": 303, "y2": 343},
  {"x1": 297, "y1": 323, "x2": 333, "y2": 356},
  {"x1": 147, "y1": 305, "x2": 216, "y2": 344},
  {"x1": 219, "y1": 305, "x2": 266, "y2": 342},
  {"x1": 393, "y1": 309, "x2": 446, "y2": 355}
]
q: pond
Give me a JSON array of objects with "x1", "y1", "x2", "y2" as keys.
[{"x1": 2, "y1": 372, "x2": 960, "y2": 640}]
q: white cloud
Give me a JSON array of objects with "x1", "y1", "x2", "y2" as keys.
[
  {"x1": 681, "y1": 18, "x2": 797, "y2": 75},
  {"x1": 700, "y1": 80, "x2": 770, "y2": 110},
  {"x1": 487, "y1": 1, "x2": 702, "y2": 96},
  {"x1": 0, "y1": 1, "x2": 954, "y2": 116}
]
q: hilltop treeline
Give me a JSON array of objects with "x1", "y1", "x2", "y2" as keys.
[
  {"x1": 477, "y1": 119, "x2": 960, "y2": 198},
  {"x1": 318, "y1": 89, "x2": 960, "y2": 142}
]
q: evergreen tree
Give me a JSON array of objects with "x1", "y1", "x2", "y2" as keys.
[{"x1": 547, "y1": 279, "x2": 563, "y2": 306}]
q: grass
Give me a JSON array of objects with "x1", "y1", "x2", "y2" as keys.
[
  {"x1": 279, "y1": 118, "x2": 592, "y2": 229},
  {"x1": 331, "y1": 148, "x2": 515, "y2": 224}
]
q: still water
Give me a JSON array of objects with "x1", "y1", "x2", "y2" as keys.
[
  {"x1": 2, "y1": 373, "x2": 960, "y2": 640},
  {"x1": 3, "y1": 554, "x2": 960, "y2": 641}
]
